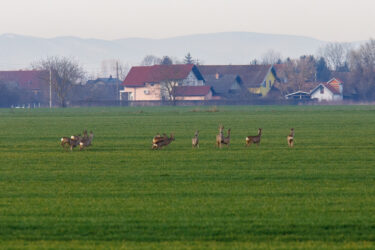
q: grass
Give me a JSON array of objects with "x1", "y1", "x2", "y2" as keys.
[{"x1": 0, "y1": 105, "x2": 375, "y2": 249}]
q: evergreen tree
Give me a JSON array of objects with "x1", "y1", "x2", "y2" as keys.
[
  {"x1": 160, "y1": 56, "x2": 173, "y2": 65},
  {"x1": 315, "y1": 57, "x2": 331, "y2": 82},
  {"x1": 183, "y1": 53, "x2": 194, "y2": 64}
]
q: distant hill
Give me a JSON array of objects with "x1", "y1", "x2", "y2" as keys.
[{"x1": 0, "y1": 32, "x2": 330, "y2": 72}]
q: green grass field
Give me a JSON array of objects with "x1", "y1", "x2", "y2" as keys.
[{"x1": 0, "y1": 105, "x2": 375, "y2": 249}]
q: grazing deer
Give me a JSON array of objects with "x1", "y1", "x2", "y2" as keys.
[
  {"x1": 192, "y1": 130, "x2": 199, "y2": 148},
  {"x1": 61, "y1": 137, "x2": 72, "y2": 149},
  {"x1": 80, "y1": 131, "x2": 94, "y2": 150},
  {"x1": 221, "y1": 128, "x2": 231, "y2": 147},
  {"x1": 216, "y1": 125, "x2": 224, "y2": 148},
  {"x1": 153, "y1": 133, "x2": 167, "y2": 145},
  {"x1": 152, "y1": 133, "x2": 174, "y2": 149},
  {"x1": 287, "y1": 128, "x2": 294, "y2": 148},
  {"x1": 246, "y1": 128, "x2": 262, "y2": 147}
]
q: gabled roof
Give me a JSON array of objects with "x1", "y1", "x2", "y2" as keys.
[
  {"x1": 310, "y1": 82, "x2": 341, "y2": 95},
  {"x1": 122, "y1": 64, "x2": 204, "y2": 86},
  {"x1": 0, "y1": 70, "x2": 48, "y2": 90},
  {"x1": 198, "y1": 65, "x2": 273, "y2": 88},
  {"x1": 204, "y1": 74, "x2": 242, "y2": 94},
  {"x1": 174, "y1": 86, "x2": 212, "y2": 97}
]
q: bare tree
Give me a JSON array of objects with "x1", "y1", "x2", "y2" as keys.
[
  {"x1": 32, "y1": 56, "x2": 84, "y2": 107},
  {"x1": 140, "y1": 55, "x2": 161, "y2": 66},
  {"x1": 318, "y1": 42, "x2": 351, "y2": 71},
  {"x1": 276, "y1": 56, "x2": 317, "y2": 95},
  {"x1": 261, "y1": 49, "x2": 283, "y2": 65},
  {"x1": 348, "y1": 39, "x2": 375, "y2": 100},
  {"x1": 160, "y1": 79, "x2": 179, "y2": 104}
]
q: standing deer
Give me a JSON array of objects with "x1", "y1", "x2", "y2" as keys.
[
  {"x1": 246, "y1": 128, "x2": 262, "y2": 147},
  {"x1": 80, "y1": 131, "x2": 94, "y2": 150},
  {"x1": 221, "y1": 128, "x2": 231, "y2": 147},
  {"x1": 216, "y1": 125, "x2": 224, "y2": 148},
  {"x1": 287, "y1": 128, "x2": 294, "y2": 148},
  {"x1": 152, "y1": 133, "x2": 174, "y2": 149},
  {"x1": 192, "y1": 130, "x2": 199, "y2": 148}
]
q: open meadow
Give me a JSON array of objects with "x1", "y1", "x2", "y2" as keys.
[{"x1": 0, "y1": 105, "x2": 375, "y2": 249}]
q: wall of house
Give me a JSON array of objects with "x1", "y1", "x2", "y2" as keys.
[
  {"x1": 181, "y1": 71, "x2": 204, "y2": 86},
  {"x1": 260, "y1": 70, "x2": 276, "y2": 96},
  {"x1": 124, "y1": 83, "x2": 161, "y2": 101},
  {"x1": 175, "y1": 91, "x2": 213, "y2": 101},
  {"x1": 311, "y1": 86, "x2": 334, "y2": 101}
]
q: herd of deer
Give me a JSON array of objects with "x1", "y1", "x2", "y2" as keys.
[
  {"x1": 151, "y1": 127, "x2": 295, "y2": 149},
  {"x1": 60, "y1": 130, "x2": 94, "y2": 151},
  {"x1": 60, "y1": 126, "x2": 294, "y2": 151}
]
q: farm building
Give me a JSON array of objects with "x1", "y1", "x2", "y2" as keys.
[
  {"x1": 203, "y1": 73, "x2": 245, "y2": 99},
  {"x1": 174, "y1": 86, "x2": 213, "y2": 100}
]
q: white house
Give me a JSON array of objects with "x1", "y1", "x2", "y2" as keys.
[{"x1": 310, "y1": 78, "x2": 343, "y2": 102}]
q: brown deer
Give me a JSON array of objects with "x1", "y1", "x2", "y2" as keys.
[
  {"x1": 153, "y1": 133, "x2": 167, "y2": 145},
  {"x1": 192, "y1": 130, "x2": 199, "y2": 148},
  {"x1": 222, "y1": 128, "x2": 231, "y2": 147},
  {"x1": 69, "y1": 135, "x2": 82, "y2": 151},
  {"x1": 61, "y1": 137, "x2": 72, "y2": 149},
  {"x1": 246, "y1": 128, "x2": 262, "y2": 147},
  {"x1": 287, "y1": 128, "x2": 294, "y2": 148},
  {"x1": 152, "y1": 133, "x2": 175, "y2": 149},
  {"x1": 216, "y1": 125, "x2": 224, "y2": 148},
  {"x1": 80, "y1": 131, "x2": 94, "y2": 150}
]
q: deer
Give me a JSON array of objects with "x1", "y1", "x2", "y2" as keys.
[
  {"x1": 192, "y1": 130, "x2": 199, "y2": 148},
  {"x1": 69, "y1": 134, "x2": 82, "y2": 151},
  {"x1": 221, "y1": 128, "x2": 231, "y2": 147},
  {"x1": 246, "y1": 128, "x2": 262, "y2": 147},
  {"x1": 80, "y1": 131, "x2": 94, "y2": 150},
  {"x1": 216, "y1": 125, "x2": 224, "y2": 148},
  {"x1": 287, "y1": 128, "x2": 294, "y2": 148},
  {"x1": 153, "y1": 133, "x2": 167, "y2": 145},
  {"x1": 152, "y1": 133, "x2": 174, "y2": 149},
  {"x1": 60, "y1": 136, "x2": 72, "y2": 149}
]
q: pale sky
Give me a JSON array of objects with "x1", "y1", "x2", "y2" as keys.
[{"x1": 1, "y1": 0, "x2": 374, "y2": 42}]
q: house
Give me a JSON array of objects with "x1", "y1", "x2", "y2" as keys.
[
  {"x1": 120, "y1": 64, "x2": 205, "y2": 101},
  {"x1": 310, "y1": 78, "x2": 343, "y2": 101},
  {"x1": 197, "y1": 65, "x2": 277, "y2": 97},
  {"x1": 203, "y1": 74, "x2": 244, "y2": 99},
  {"x1": 174, "y1": 86, "x2": 213, "y2": 100},
  {"x1": 0, "y1": 70, "x2": 49, "y2": 104}
]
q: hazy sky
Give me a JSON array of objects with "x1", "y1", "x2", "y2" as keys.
[{"x1": 1, "y1": 0, "x2": 374, "y2": 42}]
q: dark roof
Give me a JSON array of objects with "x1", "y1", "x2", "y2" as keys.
[
  {"x1": 122, "y1": 64, "x2": 203, "y2": 86},
  {"x1": 87, "y1": 76, "x2": 120, "y2": 85},
  {"x1": 174, "y1": 86, "x2": 211, "y2": 96},
  {"x1": 198, "y1": 65, "x2": 273, "y2": 88},
  {"x1": 0, "y1": 70, "x2": 48, "y2": 90},
  {"x1": 204, "y1": 74, "x2": 242, "y2": 94}
]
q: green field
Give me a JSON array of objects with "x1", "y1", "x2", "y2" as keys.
[{"x1": 0, "y1": 105, "x2": 375, "y2": 249}]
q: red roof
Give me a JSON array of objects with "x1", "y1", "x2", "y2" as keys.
[
  {"x1": 174, "y1": 86, "x2": 211, "y2": 96},
  {"x1": 0, "y1": 70, "x2": 48, "y2": 90},
  {"x1": 122, "y1": 64, "x2": 199, "y2": 86},
  {"x1": 324, "y1": 83, "x2": 341, "y2": 95}
]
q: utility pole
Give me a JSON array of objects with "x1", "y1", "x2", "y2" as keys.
[
  {"x1": 116, "y1": 61, "x2": 119, "y2": 101},
  {"x1": 49, "y1": 68, "x2": 52, "y2": 108}
]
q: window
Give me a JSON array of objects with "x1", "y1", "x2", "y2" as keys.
[
  {"x1": 144, "y1": 90, "x2": 150, "y2": 95},
  {"x1": 268, "y1": 80, "x2": 271, "y2": 88},
  {"x1": 262, "y1": 81, "x2": 266, "y2": 87},
  {"x1": 320, "y1": 86, "x2": 324, "y2": 94}
]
